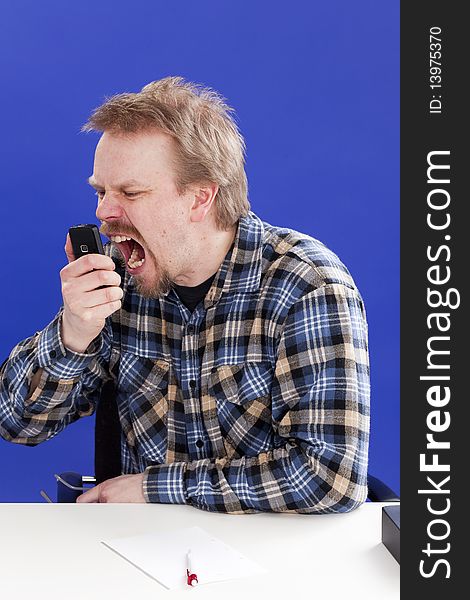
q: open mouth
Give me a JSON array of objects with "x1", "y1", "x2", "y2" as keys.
[{"x1": 108, "y1": 235, "x2": 146, "y2": 273}]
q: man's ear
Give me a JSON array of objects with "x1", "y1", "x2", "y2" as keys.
[{"x1": 189, "y1": 182, "x2": 219, "y2": 223}]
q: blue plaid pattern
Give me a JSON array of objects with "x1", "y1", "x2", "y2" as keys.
[{"x1": 0, "y1": 211, "x2": 370, "y2": 513}]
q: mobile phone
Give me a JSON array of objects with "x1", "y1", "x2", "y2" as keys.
[
  {"x1": 69, "y1": 224, "x2": 105, "y2": 259},
  {"x1": 69, "y1": 224, "x2": 113, "y2": 290}
]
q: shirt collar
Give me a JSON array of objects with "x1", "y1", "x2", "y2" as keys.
[{"x1": 204, "y1": 211, "x2": 264, "y2": 308}]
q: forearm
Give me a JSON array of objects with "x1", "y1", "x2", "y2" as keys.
[
  {"x1": 142, "y1": 436, "x2": 368, "y2": 514},
  {"x1": 0, "y1": 308, "x2": 111, "y2": 444},
  {"x1": 25, "y1": 317, "x2": 100, "y2": 400}
]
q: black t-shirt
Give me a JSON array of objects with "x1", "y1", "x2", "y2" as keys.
[{"x1": 173, "y1": 273, "x2": 217, "y2": 312}]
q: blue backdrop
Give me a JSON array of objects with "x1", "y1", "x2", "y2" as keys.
[{"x1": 0, "y1": 0, "x2": 399, "y2": 502}]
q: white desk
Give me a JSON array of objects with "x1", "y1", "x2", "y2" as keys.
[{"x1": 0, "y1": 502, "x2": 399, "y2": 599}]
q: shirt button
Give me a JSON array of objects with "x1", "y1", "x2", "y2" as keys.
[
  {"x1": 49, "y1": 350, "x2": 57, "y2": 358},
  {"x1": 211, "y1": 366, "x2": 217, "y2": 373},
  {"x1": 196, "y1": 439, "x2": 204, "y2": 448},
  {"x1": 189, "y1": 380, "x2": 197, "y2": 389},
  {"x1": 32, "y1": 365, "x2": 39, "y2": 374},
  {"x1": 187, "y1": 324, "x2": 195, "y2": 334}
]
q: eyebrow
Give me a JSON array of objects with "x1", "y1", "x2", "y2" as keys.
[{"x1": 87, "y1": 176, "x2": 150, "y2": 190}]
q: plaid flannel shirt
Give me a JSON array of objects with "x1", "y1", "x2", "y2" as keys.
[{"x1": 0, "y1": 211, "x2": 370, "y2": 513}]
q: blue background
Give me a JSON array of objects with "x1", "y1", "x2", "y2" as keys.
[{"x1": 0, "y1": 0, "x2": 399, "y2": 502}]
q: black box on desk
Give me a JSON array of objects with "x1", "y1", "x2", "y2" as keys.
[{"x1": 382, "y1": 504, "x2": 400, "y2": 563}]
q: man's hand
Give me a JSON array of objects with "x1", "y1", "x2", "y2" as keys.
[
  {"x1": 76, "y1": 473, "x2": 146, "y2": 503},
  {"x1": 61, "y1": 233, "x2": 123, "y2": 353}
]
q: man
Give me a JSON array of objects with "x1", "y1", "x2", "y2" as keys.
[{"x1": 0, "y1": 76, "x2": 370, "y2": 512}]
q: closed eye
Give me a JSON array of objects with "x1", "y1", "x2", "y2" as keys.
[{"x1": 94, "y1": 190, "x2": 141, "y2": 199}]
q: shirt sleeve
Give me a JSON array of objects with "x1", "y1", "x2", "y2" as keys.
[
  {"x1": 142, "y1": 282, "x2": 371, "y2": 514},
  {"x1": 0, "y1": 307, "x2": 113, "y2": 445}
]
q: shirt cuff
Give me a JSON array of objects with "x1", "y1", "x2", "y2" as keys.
[
  {"x1": 37, "y1": 310, "x2": 104, "y2": 379},
  {"x1": 142, "y1": 463, "x2": 187, "y2": 504}
]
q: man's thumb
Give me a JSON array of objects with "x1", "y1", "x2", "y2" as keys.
[{"x1": 64, "y1": 233, "x2": 76, "y2": 263}]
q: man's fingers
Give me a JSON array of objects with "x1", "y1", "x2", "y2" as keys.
[
  {"x1": 80, "y1": 286, "x2": 124, "y2": 309},
  {"x1": 75, "y1": 475, "x2": 146, "y2": 504},
  {"x1": 61, "y1": 250, "x2": 116, "y2": 281},
  {"x1": 76, "y1": 484, "x2": 101, "y2": 503},
  {"x1": 68, "y1": 268, "x2": 122, "y2": 295}
]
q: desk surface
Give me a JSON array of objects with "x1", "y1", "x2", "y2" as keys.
[{"x1": 0, "y1": 502, "x2": 399, "y2": 599}]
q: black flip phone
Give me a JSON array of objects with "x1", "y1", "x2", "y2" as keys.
[
  {"x1": 68, "y1": 224, "x2": 105, "y2": 259},
  {"x1": 69, "y1": 224, "x2": 112, "y2": 290}
]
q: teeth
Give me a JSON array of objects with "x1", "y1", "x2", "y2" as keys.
[
  {"x1": 127, "y1": 247, "x2": 145, "y2": 269},
  {"x1": 128, "y1": 257, "x2": 145, "y2": 269},
  {"x1": 110, "y1": 235, "x2": 133, "y2": 243}
]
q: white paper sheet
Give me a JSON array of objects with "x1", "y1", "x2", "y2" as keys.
[{"x1": 102, "y1": 525, "x2": 268, "y2": 590}]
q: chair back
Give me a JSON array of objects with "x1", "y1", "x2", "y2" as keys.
[{"x1": 94, "y1": 379, "x2": 121, "y2": 484}]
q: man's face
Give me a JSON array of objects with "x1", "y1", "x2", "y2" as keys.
[{"x1": 92, "y1": 129, "x2": 194, "y2": 298}]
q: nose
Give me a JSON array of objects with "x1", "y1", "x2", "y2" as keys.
[{"x1": 95, "y1": 191, "x2": 124, "y2": 223}]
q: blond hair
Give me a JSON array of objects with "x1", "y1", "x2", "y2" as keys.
[{"x1": 82, "y1": 76, "x2": 250, "y2": 229}]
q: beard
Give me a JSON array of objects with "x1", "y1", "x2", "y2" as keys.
[{"x1": 134, "y1": 268, "x2": 173, "y2": 299}]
